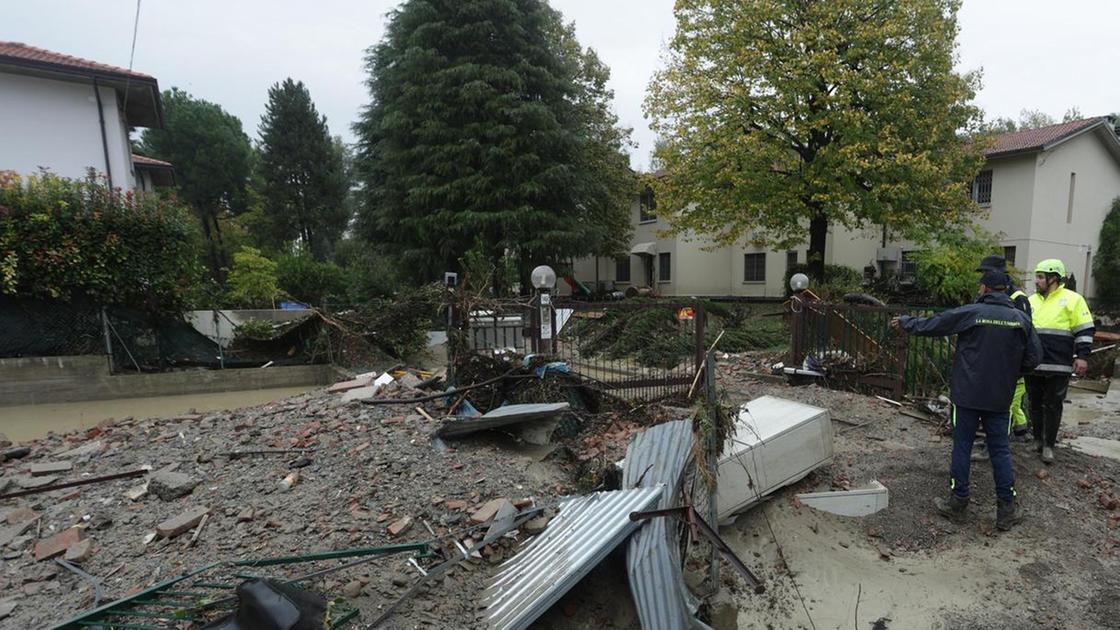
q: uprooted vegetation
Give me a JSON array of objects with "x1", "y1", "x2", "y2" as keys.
[{"x1": 561, "y1": 300, "x2": 789, "y2": 369}]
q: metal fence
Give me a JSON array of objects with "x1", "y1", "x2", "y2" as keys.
[
  {"x1": 789, "y1": 301, "x2": 953, "y2": 399},
  {"x1": 455, "y1": 295, "x2": 706, "y2": 401}
]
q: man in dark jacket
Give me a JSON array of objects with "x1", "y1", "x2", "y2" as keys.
[{"x1": 891, "y1": 270, "x2": 1042, "y2": 530}]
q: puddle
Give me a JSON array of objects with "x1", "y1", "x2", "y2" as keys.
[{"x1": 0, "y1": 386, "x2": 315, "y2": 442}]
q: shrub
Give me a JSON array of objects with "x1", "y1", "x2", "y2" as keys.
[
  {"x1": 913, "y1": 228, "x2": 1003, "y2": 306},
  {"x1": 1094, "y1": 197, "x2": 1120, "y2": 303},
  {"x1": 0, "y1": 171, "x2": 202, "y2": 313},
  {"x1": 276, "y1": 251, "x2": 347, "y2": 306},
  {"x1": 226, "y1": 246, "x2": 279, "y2": 307}
]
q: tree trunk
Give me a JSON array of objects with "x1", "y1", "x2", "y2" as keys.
[{"x1": 808, "y1": 213, "x2": 828, "y2": 284}]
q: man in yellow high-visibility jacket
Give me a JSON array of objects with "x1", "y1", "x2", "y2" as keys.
[{"x1": 1027, "y1": 259, "x2": 1095, "y2": 465}]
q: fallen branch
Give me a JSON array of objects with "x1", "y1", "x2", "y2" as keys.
[
  {"x1": 188, "y1": 514, "x2": 209, "y2": 548},
  {"x1": 359, "y1": 368, "x2": 521, "y2": 406},
  {"x1": 225, "y1": 448, "x2": 317, "y2": 460}
]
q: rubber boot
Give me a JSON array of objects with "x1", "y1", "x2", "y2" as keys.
[
  {"x1": 934, "y1": 494, "x2": 968, "y2": 523},
  {"x1": 971, "y1": 441, "x2": 989, "y2": 462},
  {"x1": 1034, "y1": 439, "x2": 1044, "y2": 454},
  {"x1": 1041, "y1": 446, "x2": 1055, "y2": 465},
  {"x1": 996, "y1": 499, "x2": 1023, "y2": 531}
]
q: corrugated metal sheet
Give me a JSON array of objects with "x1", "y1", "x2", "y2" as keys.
[
  {"x1": 622, "y1": 420, "x2": 710, "y2": 630},
  {"x1": 482, "y1": 486, "x2": 663, "y2": 630}
]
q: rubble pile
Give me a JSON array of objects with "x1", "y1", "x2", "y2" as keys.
[{"x1": 0, "y1": 373, "x2": 625, "y2": 628}]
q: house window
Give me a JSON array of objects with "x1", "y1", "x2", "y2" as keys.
[
  {"x1": 1066, "y1": 172, "x2": 1076, "y2": 224},
  {"x1": 971, "y1": 170, "x2": 992, "y2": 205},
  {"x1": 786, "y1": 250, "x2": 798, "y2": 271},
  {"x1": 744, "y1": 253, "x2": 766, "y2": 282},
  {"x1": 639, "y1": 186, "x2": 657, "y2": 223},
  {"x1": 658, "y1": 252, "x2": 671, "y2": 282},
  {"x1": 1003, "y1": 246, "x2": 1017, "y2": 268},
  {"x1": 615, "y1": 256, "x2": 631, "y2": 283}
]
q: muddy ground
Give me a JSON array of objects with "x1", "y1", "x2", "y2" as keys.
[{"x1": 1, "y1": 355, "x2": 1118, "y2": 629}]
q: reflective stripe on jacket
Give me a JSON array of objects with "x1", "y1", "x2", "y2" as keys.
[{"x1": 1027, "y1": 286, "x2": 1094, "y2": 373}]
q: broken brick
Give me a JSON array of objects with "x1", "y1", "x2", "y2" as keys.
[
  {"x1": 524, "y1": 516, "x2": 550, "y2": 535},
  {"x1": 470, "y1": 499, "x2": 508, "y2": 524},
  {"x1": 237, "y1": 508, "x2": 255, "y2": 523},
  {"x1": 1078, "y1": 478, "x2": 1093, "y2": 490},
  {"x1": 1100, "y1": 494, "x2": 1120, "y2": 511},
  {"x1": 444, "y1": 499, "x2": 468, "y2": 511},
  {"x1": 1036, "y1": 469, "x2": 1050, "y2": 481},
  {"x1": 34, "y1": 527, "x2": 87, "y2": 561},
  {"x1": 388, "y1": 516, "x2": 412, "y2": 537},
  {"x1": 156, "y1": 507, "x2": 210, "y2": 539}
]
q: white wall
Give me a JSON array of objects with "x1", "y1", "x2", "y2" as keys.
[
  {"x1": 0, "y1": 72, "x2": 135, "y2": 189},
  {"x1": 1025, "y1": 131, "x2": 1120, "y2": 298}
]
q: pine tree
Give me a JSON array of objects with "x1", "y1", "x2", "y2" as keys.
[
  {"x1": 354, "y1": 0, "x2": 633, "y2": 288},
  {"x1": 258, "y1": 79, "x2": 349, "y2": 260}
]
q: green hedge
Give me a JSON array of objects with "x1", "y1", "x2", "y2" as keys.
[{"x1": 0, "y1": 171, "x2": 202, "y2": 313}]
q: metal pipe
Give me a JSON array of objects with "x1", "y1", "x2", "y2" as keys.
[{"x1": 92, "y1": 77, "x2": 115, "y2": 189}]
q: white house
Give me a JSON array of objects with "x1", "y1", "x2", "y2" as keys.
[
  {"x1": 572, "y1": 117, "x2": 1120, "y2": 299},
  {"x1": 0, "y1": 41, "x2": 171, "y2": 191}
]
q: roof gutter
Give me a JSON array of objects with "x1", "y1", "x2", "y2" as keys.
[{"x1": 92, "y1": 76, "x2": 114, "y2": 190}]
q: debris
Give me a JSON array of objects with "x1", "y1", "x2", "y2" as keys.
[
  {"x1": 0, "y1": 600, "x2": 16, "y2": 620},
  {"x1": 621, "y1": 420, "x2": 703, "y2": 629},
  {"x1": 397, "y1": 372, "x2": 423, "y2": 389},
  {"x1": 328, "y1": 374, "x2": 375, "y2": 393},
  {"x1": 524, "y1": 516, "x2": 550, "y2": 535},
  {"x1": 343, "y1": 579, "x2": 364, "y2": 599},
  {"x1": 470, "y1": 498, "x2": 510, "y2": 524},
  {"x1": 341, "y1": 385, "x2": 380, "y2": 402},
  {"x1": 226, "y1": 448, "x2": 317, "y2": 459},
  {"x1": 57, "y1": 441, "x2": 104, "y2": 459},
  {"x1": 1078, "y1": 478, "x2": 1093, "y2": 490},
  {"x1": 437, "y1": 402, "x2": 570, "y2": 439},
  {"x1": 237, "y1": 508, "x2": 255, "y2": 523},
  {"x1": 388, "y1": 516, "x2": 413, "y2": 537},
  {"x1": 5, "y1": 507, "x2": 38, "y2": 525},
  {"x1": 33, "y1": 527, "x2": 87, "y2": 562},
  {"x1": 279, "y1": 471, "x2": 300, "y2": 491},
  {"x1": 0, "y1": 433, "x2": 8, "y2": 448},
  {"x1": 796, "y1": 480, "x2": 890, "y2": 517},
  {"x1": 125, "y1": 483, "x2": 148, "y2": 502},
  {"x1": 1101, "y1": 494, "x2": 1119, "y2": 511},
  {"x1": 63, "y1": 539, "x2": 93, "y2": 563},
  {"x1": 0, "y1": 468, "x2": 147, "y2": 501},
  {"x1": 717, "y1": 396, "x2": 834, "y2": 523},
  {"x1": 1036, "y1": 469, "x2": 1051, "y2": 481},
  {"x1": 444, "y1": 499, "x2": 467, "y2": 511},
  {"x1": 156, "y1": 506, "x2": 210, "y2": 539},
  {"x1": 148, "y1": 470, "x2": 198, "y2": 501},
  {"x1": 875, "y1": 396, "x2": 903, "y2": 407},
  {"x1": 0, "y1": 516, "x2": 38, "y2": 548},
  {"x1": 415, "y1": 406, "x2": 437, "y2": 423},
  {"x1": 485, "y1": 500, "x2": 518, "y2": 540},
  {"x1": 288, "y1": 457, "x2": 312, "y2": 469},
  {"x1": 205, "y1": 579, "x2": 327, "y2": 629},
  {"x1": 28, "y1": 461, "x2": 73, "y2": 476},
  {"x1": 188, "y1": 514, "x2": 210, "y2": 547},
  {"x1": 482, "y1": 488, "x2": 662, "y2": 630},
  {"x1": 1, "y1": 447, "x2": 31, "y2": 462}
]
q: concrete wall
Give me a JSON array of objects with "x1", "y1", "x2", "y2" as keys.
[
  {"x1": 0, "y1": 355, "x2": 332, "y2": 406},
  {"x1": 0, "y1": 72, "x2": 136, "y2": 189}
]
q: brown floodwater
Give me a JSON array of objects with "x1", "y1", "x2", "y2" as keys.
[{"x1": 0, "y1": 386, "x2": 315, "y2": 442}]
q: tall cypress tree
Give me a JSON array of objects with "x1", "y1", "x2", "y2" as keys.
[
  {"x1": 355, "y1": 0, "x2": 633, "y2": 288},
  {"x1": 258, "y1": 79, "x2": 349, "y2": 260}
]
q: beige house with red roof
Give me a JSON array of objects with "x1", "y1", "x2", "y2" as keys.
[
  {"x1": 570, "y1": 117, "x2": 1120, "y2": 299},
  {"x1": 0, "y1": 41, "x2": 172, "y2": 192}
]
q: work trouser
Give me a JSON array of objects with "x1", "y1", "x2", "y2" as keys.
[
  {"x1": 1011, "y1": 378, "x2": 1028, "y2": 433},
  {"x1": 1025, "y1": 373, "x2": 1070, "y2": 447},
  {"x1": 951, "y1": 406, "x2": 1015, "y2": 503}
]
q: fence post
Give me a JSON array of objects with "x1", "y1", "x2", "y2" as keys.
[
  {"x1": 100, "y1": 306, "x2": 114, "y2": 374},
  {"x1": 704, "y1": 351, "x2": 720, "y2": 593},
  {"x1": 693, "y1": 303, "x2": 707, "y2": 378},
  {"x1": 893, "y1": 308, "x2": 907, "y2": 399}
]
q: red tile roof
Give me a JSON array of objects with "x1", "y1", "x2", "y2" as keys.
[
  {"x1": 985, "y1": 118, "x2": 1106, "y2": 157},
  {"x1": 0, "y1": 41, "x2": 154, "y2": 81},
  {"x1": 131, "y1": 154, "x2": 173, "y2": 168}
]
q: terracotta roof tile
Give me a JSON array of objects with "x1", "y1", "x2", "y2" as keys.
[
  {"x1": 131, "y1": 154, "x2": 173, "y2": 168},
  {"x1": 985, "y1": 118, "x2": 1105, "y2": 157},
  {"x1": 0, "y1": 41, "x2": 154, "y2": 81}
]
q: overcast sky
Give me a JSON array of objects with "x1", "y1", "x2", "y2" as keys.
[{"x1": 5, "y1": 1, "x2": 1119, "y2": 169}]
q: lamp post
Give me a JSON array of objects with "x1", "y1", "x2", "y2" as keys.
[{"x1": 531, "y1": 265, "x2": 557, "y2": 354}]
